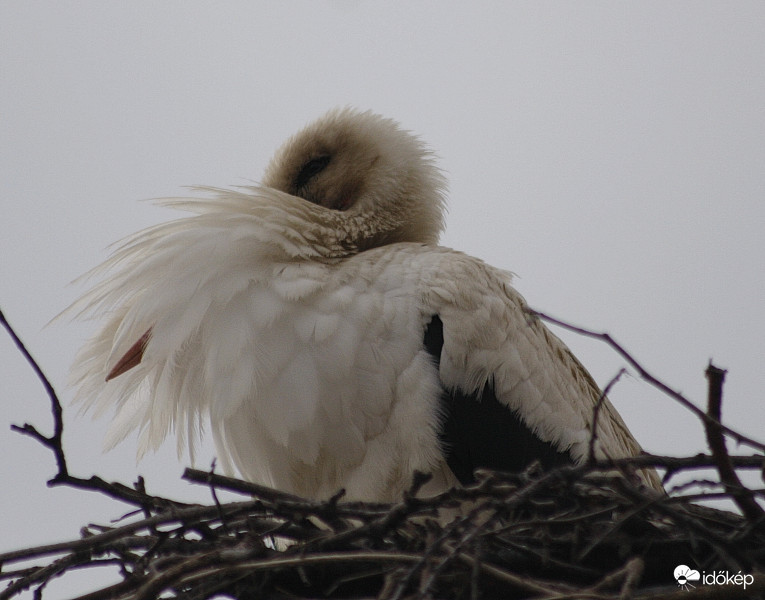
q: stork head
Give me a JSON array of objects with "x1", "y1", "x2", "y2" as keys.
[{"x1": 262, "y1": 108, "x2": 447, "y2": 248}]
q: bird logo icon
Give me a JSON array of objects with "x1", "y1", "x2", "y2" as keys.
[{"x1": 674, "y1": 565, "x2": 701, "y2": 590}]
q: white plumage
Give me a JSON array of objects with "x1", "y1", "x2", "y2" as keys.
[{"x1": 69, "y1": 108, "x2": 661, "y2": 500}]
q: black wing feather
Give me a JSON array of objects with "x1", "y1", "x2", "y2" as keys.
[{"x1": 424, "y1": 314, "x2": 572, "y2": 485}]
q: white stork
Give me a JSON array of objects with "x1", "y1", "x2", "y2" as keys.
[{"x1": 69, "y1": 108, "x2": 662, "y2": 500}]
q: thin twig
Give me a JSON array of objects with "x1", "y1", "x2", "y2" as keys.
[
  {"x1": 704, "y1": 363, "x2": 764, "y2": 522},
  {"x1": 529, "y1": 308, "x2": 765, "y2": 453},
  {"x1": 588, "y1": 368, "x2": 627, "y2": 463},
  {"x1": 1, "y1": 308, "x2": 68, "y2": 477}
]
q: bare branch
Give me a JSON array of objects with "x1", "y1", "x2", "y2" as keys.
[
  {"x1": 588, "y1": 368, "x2": 627, "y2": 464},
  {"x1": 704, "y1": 363, "x2": 764, "y2": 522},
  {"x1": 1, "y1": 308, "x2": 68, "y2": 477},
  {"x1": 529, "y1": 308, "x2": 765, "y2": 453}
]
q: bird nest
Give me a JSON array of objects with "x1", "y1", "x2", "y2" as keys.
[
  {"x1": 2, "y1": 311, "x2": 764, "y2": 599},
  {"x1": 2, "y1": 460, "x2": 764, "y2": 600}
]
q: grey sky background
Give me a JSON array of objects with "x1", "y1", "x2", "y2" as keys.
[{"x1": 2, "y1": 3, "x2": 764, "y2": 597}]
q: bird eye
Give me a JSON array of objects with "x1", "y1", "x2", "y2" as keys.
[{"x1": 294, "y1": 155, "x2": 331, "y2": 191}]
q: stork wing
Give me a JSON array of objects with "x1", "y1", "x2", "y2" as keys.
[
  {"x1": 424, "y1": 314, "x2": 571, "y2": 484},
  {"x1": 417, "y1": 251, "x2": 662, "y2": 491}
]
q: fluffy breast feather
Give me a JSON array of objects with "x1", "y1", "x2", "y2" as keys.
[{"x1": 68, "y1": 196, "x2": 450, "y2": 498}]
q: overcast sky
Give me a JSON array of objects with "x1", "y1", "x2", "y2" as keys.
[{"x1": 2, "y1": 3, "x2": 764, "y2": 598}]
